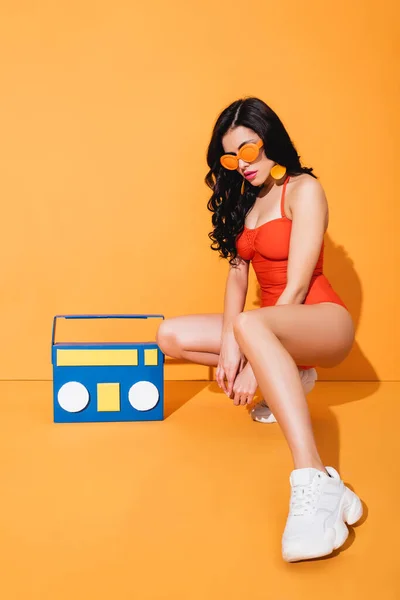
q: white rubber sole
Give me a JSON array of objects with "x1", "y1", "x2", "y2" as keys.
[
  {"x1": 283, "y1": 488, "x2": 363, "y2": 563},
  {"x1": 252, "y1": 411, "x2": 277, "y2": 424}
]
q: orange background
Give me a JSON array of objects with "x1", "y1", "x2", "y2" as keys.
[{"x1": 0, "y1": 0, "x2": 398, "y2": 382}]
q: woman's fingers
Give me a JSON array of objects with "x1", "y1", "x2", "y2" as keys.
[
  {"x1": 232, "y1": 386, "x2": 255, "y2": 406},
  {"x1": 244, "y1": 390, "x2": 255, "y2": 405},
  {"x1": 232, "y1": 387, "x2": 250, "y2": 406},
  {"x1": 216, "y1": 366, "x2": 222, "y2": 388},
  {"x1": 217, "y1": 366, "x2": 229, "y2": 395},
  {"x1": 240, "y1": 392, "x2": 251, "y2": 406},
  {"x1": 227, "y1": 375, "x2": 235, "y2": 397},
  {"x1": 233, "y1": 390, "x2": 241, "y2": 406}
]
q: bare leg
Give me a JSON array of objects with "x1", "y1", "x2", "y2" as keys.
[
  {"x1": 233, "y1": 303, "x2": 354, "y2": 471},
  {"x1": 157, "y1": 313, "x2": 316, "y2": 404},
  {"x1": 156, "y1": 314, "x2": 224, "y2": 367},
  {"x1": 157, "y1": 307, "x2": 361, "y2": 562}
]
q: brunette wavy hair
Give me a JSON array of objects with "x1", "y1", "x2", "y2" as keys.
[{"x1": 205, "y1": 97, "x2": 317, "y2": 265}]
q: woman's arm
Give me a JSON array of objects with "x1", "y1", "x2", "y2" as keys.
[
  {"x1": 222, "y1": 258, "x2": 250, "y2": 335},
  {"x1": 216, "y1": 257, "x2": 250, "y2": 395},
  {"x1": 276, "y1": 178, "x2": 328, "y2": 306}
]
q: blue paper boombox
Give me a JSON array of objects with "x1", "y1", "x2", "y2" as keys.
[{"x1": 51, "y1": 314, "x2": 165, "y2": 423}]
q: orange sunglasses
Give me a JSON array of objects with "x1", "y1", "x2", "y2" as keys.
[{"x1": 220, "y1": 139, "x2": 264, "y2": 170}]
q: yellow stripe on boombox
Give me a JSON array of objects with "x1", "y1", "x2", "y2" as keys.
[{"x1": 57, "y1": 349, "x2": 139, "y2": 366}]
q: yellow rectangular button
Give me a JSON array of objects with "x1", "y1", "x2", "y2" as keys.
[
  {"x1": 97, "y1": 383, "x2": 120, "y2": 412},
  {"x1": 57, "y1": 349, "x2": 138, "y2": 366},
  {"x1": 144, "y1": 349, "x2": 158, "y2": 366}
]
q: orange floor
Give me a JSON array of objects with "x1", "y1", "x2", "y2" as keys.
[{"x1": 1, "y1": 380, "x2": 398, "y2": 600}]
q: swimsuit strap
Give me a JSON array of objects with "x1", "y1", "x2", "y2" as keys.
[{"x1": 280, "y1": 175, "x2": 291, "y2": 218}]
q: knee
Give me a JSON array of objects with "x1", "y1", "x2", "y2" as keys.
[
  {"x1": 232, "y1": 311, "x2": 256, "y2": 342},
  {"x1": 232, "y1": 310, "x2": 273, "y2": 343},
  {"x1": 156, "y1": 320, "x2": 181, "y2": 358}
]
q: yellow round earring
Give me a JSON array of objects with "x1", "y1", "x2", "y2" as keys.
[
  {"x1": 270, "y1": 164, "x2": 287, "y2": 180},
  {"x1": 241, "y1": 180, "x2": 245, "y2": 195}
]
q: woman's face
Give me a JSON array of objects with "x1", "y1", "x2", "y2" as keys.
[{"x1": 221, "y1": 126, "x2": 274, "y2": 187}]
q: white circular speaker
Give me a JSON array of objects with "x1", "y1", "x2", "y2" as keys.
[
  {"x1": 57, "y1": 381, "x2": 90, "y2": 413},
  {"x1": 128, "y1": 381, "x2": 159, "y2": 412}
]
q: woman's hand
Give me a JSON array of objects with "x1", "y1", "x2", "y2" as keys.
[
  {"x1": 216, "y1": 331, "x2": 244, "y2": 397},
  {"x1": 231, "y1": 361, "x2": 258, "y2": 406}
]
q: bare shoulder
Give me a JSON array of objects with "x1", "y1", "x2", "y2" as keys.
[
  {"x1": 286, "y1": 173, "x2": 328, "y2": 218},
  {"x1": 288, "y1": 173, "x2": 325, "y2": 197}
]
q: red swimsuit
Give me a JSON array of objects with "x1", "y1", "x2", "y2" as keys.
[{"x1": 236, "y1": 176, "x2": 346, "y2": 369}]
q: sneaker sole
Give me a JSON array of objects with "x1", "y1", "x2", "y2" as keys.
[
  {"x1": 283, "y1": 488, "x2": 363, "y2": 562},
  {"x1": 252, "y1": 413, "x2": 277, "y2": 424}
]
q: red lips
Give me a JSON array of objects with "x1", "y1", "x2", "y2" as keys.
[{"x1": 244, "y1": 171, "x2": 257, "y2": 179}]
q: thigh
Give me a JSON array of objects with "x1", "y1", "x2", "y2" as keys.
[
  {"x1": 242, "y1": 303, "x2": 355, "y2": 368},
  {"x1": 157, "y1": 313, "x2": 224, "y2": 354}
]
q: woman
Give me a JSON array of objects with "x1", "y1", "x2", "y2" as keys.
[{"x1": 156, "y1": 97, "x2": 363, "y2": 562}]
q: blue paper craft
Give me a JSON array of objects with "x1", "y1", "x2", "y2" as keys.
[{"x1": 51, "y1": 314, "x2": 164, "y2": 423}]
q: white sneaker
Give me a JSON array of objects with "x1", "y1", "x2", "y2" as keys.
[
  {"x1": 250, "y1": 368, "x2": 318, "y2": 424},
  {"x1": 282, "y1": 466, "x2": 363, "y2": 562}
]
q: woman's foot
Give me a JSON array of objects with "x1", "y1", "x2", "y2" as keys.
[
  {"x1": 250, "y1": 368, "x2": 318, "y2": 424},
  {"x1": 282, "y1": 466, "x2": 363, "y2": 562}
]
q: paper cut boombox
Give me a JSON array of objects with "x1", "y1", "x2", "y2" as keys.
[{"x1": 51, "y1": 314, "x2": 164, "y2": 423}]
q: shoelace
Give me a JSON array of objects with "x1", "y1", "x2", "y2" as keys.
[{"x1": 290, "y1": 478, "x2": 322, "y2": 516}]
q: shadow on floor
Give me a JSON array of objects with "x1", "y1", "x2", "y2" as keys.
[
  {"x1": 164, "y1": 363, "x2": 380, "y2": 475},
  {"x1": 164, "y1": 379, "x2": 209, "y2": 418},
  {"x1": 309, "y1": 380, "x2": 380, "y2": 470}
]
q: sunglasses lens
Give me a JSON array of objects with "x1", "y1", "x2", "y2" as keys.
[
  {"x1": 220, "y1": 155, "x2": 238, "y2": 170},
  {"x1": 240, "y1": 145, "x2": 258, "y2": 162}
]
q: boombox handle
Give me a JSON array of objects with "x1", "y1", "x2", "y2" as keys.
[{"x1": 51, "y1": 314, "x2": 165, "y2": 348}]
